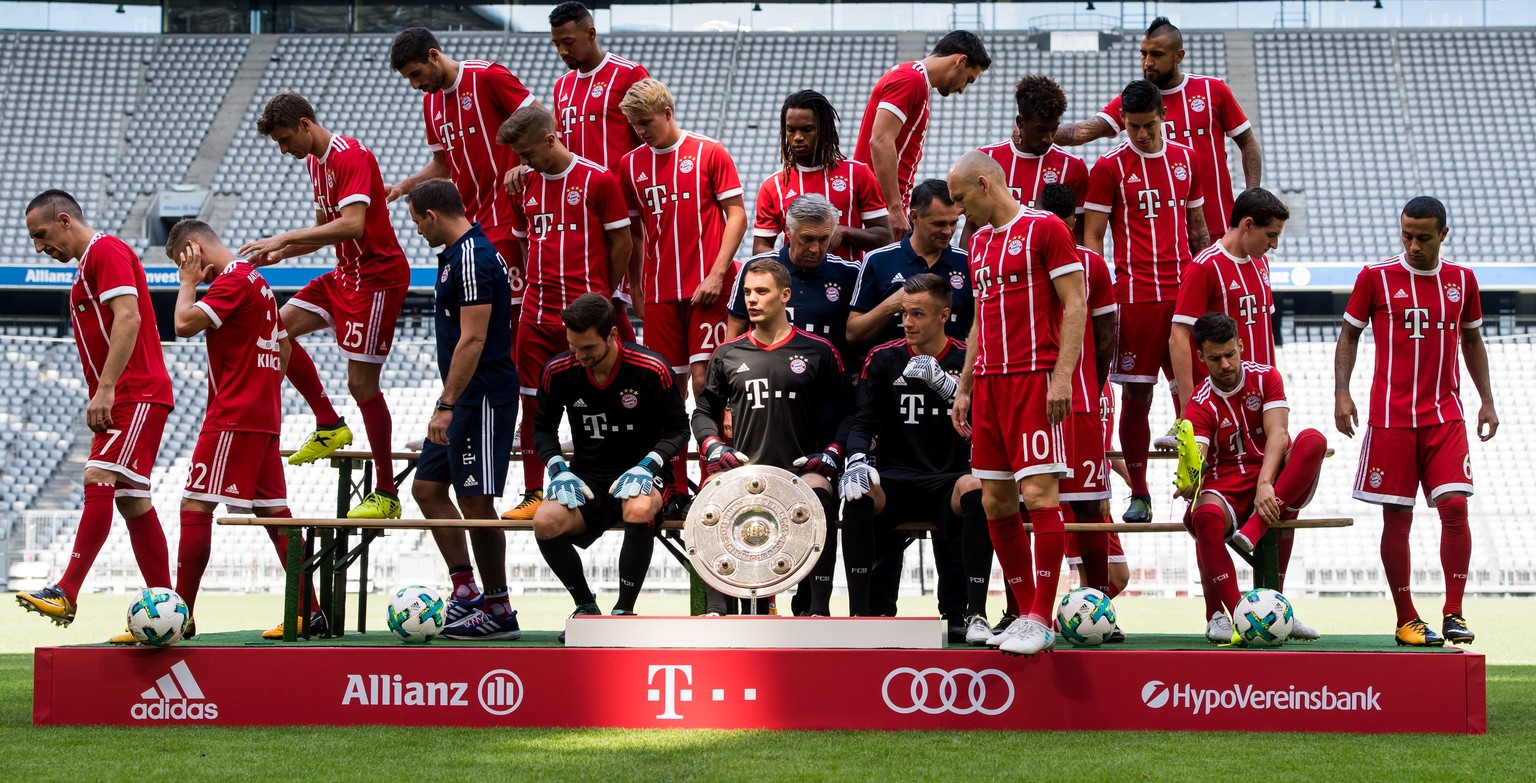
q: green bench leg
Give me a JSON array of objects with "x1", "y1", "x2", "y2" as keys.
[
  {"x1": 283, "y1": 526, "x2": 302, "y2": 643},
  {"x1": 1252, "y1": 529, "x2": 1281, "y2": 591}
]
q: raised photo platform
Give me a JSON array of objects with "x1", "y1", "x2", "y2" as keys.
[{"x1": 33, "y1": 624, "x2": 1485, "y2": 733}]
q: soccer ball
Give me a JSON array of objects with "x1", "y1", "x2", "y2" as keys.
[
  {"x1": 127, "y1": 587, "x2": 190, "y2": 647},
  {"x1": 1234, "y1": 588, "x2": 1294, "y2": 647},
  {"x1": 1056, "y1": 587, "x2": 1117, "y2": 646},
  {"x1": 386, "y1": 586, "x2": 446, "y2": 644}
]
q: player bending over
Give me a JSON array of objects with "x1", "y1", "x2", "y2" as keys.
[
  {"x1": 1177, "y1": 312, "x2": 1325, "y2": 643},
  {"x1": 242, "y1": 92, "x2": 410, "y2": 519}
]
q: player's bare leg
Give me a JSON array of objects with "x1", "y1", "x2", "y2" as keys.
[
  {"x1": 439, "y1": 493, "x2": 516, "y2": 641},
  {"x1": 413, "y1": 478, "x2": 484, "y2": 623},
  {"x1": 276, "y1": 305, "x2": 352, "y2": 464},
  {"x1": 1119, "y1": 382, "x2": 1156, "y2": 522}
]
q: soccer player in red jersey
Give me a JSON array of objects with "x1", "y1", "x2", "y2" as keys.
[
  {"x1": 1336, "y1": 197, "x2": 1498, "y2": 647},
  {"x1": 971, "y1": 76, "x2": 1089, "y2": 246},
  {"x1": 548, "y1": 1, "x2": 648, "y2": 343},
  {"x1": 15, "y1": 191, "x2": 173, "y2": 628},
  {"x1": 1084, "y1": 79, "x2": 1211, "y2": 524},
  {"x1": 160, "y1": 221, "x2": 322, "y2": 640},
  {"x1": 386, "y1": 27, "x2": 534, "y2": 321},
  {"x1": 948, "y1": 152, "x2": 1086, "y2": 656},
  {"x1": 618, "y1": 78, "x2": 747, "y2": 503},
  {"x1": 498, "y1": 106, "x2": 633, "y2": 522},
  {"x1": 753, "y1": 90, "x2": 890, "y2": 261},
  {"x1": 1056, "y1": 17, "x2": 1261, "y2": 239},
  {"x1": 1177, "y1": 313, "x2": 1328, "y2": 643},
  {"x1": 241, "y1": 92, "x2": 410, "y2": 520},
  {"x1": 854, "y1": 31, "x2": 990, "y2": 238},
  {"x1": 1172, "y1": 187, "x2": 1287, "y2": 411}
]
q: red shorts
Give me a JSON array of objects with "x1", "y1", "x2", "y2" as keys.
[
  {"x1": 1060, "y1": 410, "x2": 1111, "y2": 502},
  {"x1": 1194, "y1": 471, "x2": 1259, "y2": 532},
  {"x1": 1110, "y1": 300, "x2": 1176, "y2": 385},
  {"x1": 1065, "y1": 531, "x2": 1126, "y2": 565},
  {"x1": 642, "y1": 298, "x2": 730, "y2": 372},
  {"x1": 86, "y1": 401, "x2": 169, "y2": 498},
  {"x1": 515, "y1": 321, "x2": 568, "y2": 397},
  {"x1": 1354, "y1": 421, "x2": 1473, "y2": 506},
  {"x1": 969, "y1": 372, "x2": 1068, "y2": 482},
  {"x1": 182, "y1": 430, "x2": 287, "y2": 509},
  {"x1": 289, "y1": 272, "x2": 406, "y2": 363}
]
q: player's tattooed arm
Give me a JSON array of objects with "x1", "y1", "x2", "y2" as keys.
[
  {"x1": 1053, "y1": 116, "x2": 1115, "y2": 147},
  {"x1": 1333, "y1": 322, "x2": 1363, "y2": 438},
  {"x1": 1186, "y1": 207, "x2": 1211, "y2": 254},
  {"x1": 1233, "y1": 129, "x2": 1263, "y2": 189}
]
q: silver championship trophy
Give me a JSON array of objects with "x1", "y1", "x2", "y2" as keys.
[{"x1": 684, "y1": 465, "x2": 828, "y2": 604}]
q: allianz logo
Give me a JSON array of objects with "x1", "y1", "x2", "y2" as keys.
[
  {"x1": 1141, "y1": 679, "x2": 1382, "y2": 715},
  {"x1": 341, "y1": 669, "x2": 522, "y2": 715},
  {"x1": 133, "y1": 660, "x2": 218, "y2": 720}
]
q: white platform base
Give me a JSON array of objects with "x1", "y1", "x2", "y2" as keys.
[{"x1": 563, "y1": 615, "x2": 946, "y2": 649}]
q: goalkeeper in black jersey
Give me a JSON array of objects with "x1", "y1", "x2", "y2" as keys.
[
  {"x1": 692, "y1": 257, "x2": 851, "y2": 615},
  {"x1": 532, "y1": 295, "x2": 690, "y2": 630},
  {"x1": 842, "y1": 272, "x2": 983, "y2": 624}
]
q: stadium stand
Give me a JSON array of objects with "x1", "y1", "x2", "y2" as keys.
[{"x1": 3, "y1": 28, "x2": 1534, "y2": 600}]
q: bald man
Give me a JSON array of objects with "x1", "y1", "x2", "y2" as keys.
[{"x1": 948, "y1": 152, "x2": 1086, "y2": 656}]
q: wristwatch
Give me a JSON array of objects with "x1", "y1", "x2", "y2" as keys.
[{"x1": 435, "y1": 399, "x2": 454, "y2": 412}]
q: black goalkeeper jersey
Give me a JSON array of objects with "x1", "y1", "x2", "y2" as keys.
[
  {"x1": 692, "y1": 328, "x2": 850, "y2": 470},
  {"x1": 847, "y1": 337, "x2": 970, "y2": 478},
  {"x1": 534, "y1": 342, "x2": 690, "y2": 483}
]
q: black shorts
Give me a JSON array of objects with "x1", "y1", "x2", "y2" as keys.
[
  {"x1": 878, "y1": 471, "x2": 966, "y2": 537},
  {"x1": 568, "y1": 471, "x2": 666, "y2": 549},
  {"x1": 416, "y1": 399, "x2": 516, "y2": 497}
]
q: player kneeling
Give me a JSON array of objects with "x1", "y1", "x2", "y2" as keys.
[
  {"x1": 154, "y1": 221, "x2": 321, "y2": 641},
  {"x1": 531, "y1": 294, "x2": 690, "y2": 639},
  {"x1": 1177, "y1": 313, "x2": 1327, "y2": 643},
  {"x1": 841, "y1": 273, "x2": 982, "y2": 622}
]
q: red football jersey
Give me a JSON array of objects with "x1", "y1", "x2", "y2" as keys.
[
  {"x1": 1084, "y1": 140, "x2": 1205, "y2": 304},
  {"x1": 192, "y1": 261, "x2": 285, "y2": 434},
  {"x1": 424, "y1": 60, "x2": 533, "y2": 233},
  {"x1": 1072, "y1": 245, "x2": 1118, "y2": 413},
  {"x1": 553, "y1": 53, "x2": 649, "y2": 170},
  {"x1": 306, "y1": 135, "x2": 411, "y2": 292},
  {"x1": 1343, "y1": 256, "x2": 1483, "y2": 429},
  {"x1": 619, "y1": 131, "x2": 744, "y2": 303},
  {"x1": 510, "y1": 156, "x2": 632, "y2": 325},
  {"x1": 68, "y1": 233, "x2": 173, "y2": 407},
  {"x1": 853, "y1": 61, "x2": 931, "y2": 213},
  {"x1": 752, "y1": 159, "x2": 888, "y2": 261},
  {"x1": 1098, "y1": 74, "x2": 1251, "y2": 235},
  {"x1": 967, "y1": 206, "x2": 1084, "y2": 376},
  {"x1": 1186, "y1": 361, "x2": 1287, "y2": 481},
  {"x1": 976, "y1": 140, "x2": 1090, "y2": 213},
  {"x1": 1173, "y1": 242, "x2": 1276, "y2": 367}
]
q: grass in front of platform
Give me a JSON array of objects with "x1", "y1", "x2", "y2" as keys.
[{"x1": 1, "y1": 653, "x2": 1532, "y2": 782}]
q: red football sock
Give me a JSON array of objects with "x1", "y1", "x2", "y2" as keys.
[
  {"x1": 1239, "y1": 428, "x2": 1327, "y2": 543},
  {"x1": 1071, "y1": 503, "x2": 1112, "y2": 595},
  {"x1": 264, "y1": 512, "x2": 320, "y2": 611},
  {"x1": 484, "y1": 587, "x2": 513, "y2": 617},
  {"x1": 986, "y1": 514, "x2": 1035, "y2": 616},
  {"x1": 57, "y1": 483, "x2": 117, "y2": 602},
  {"x1": 449, "y1": 565, "x2": 481, "y2": 601},
  {"x1": 1191, "y1": 503, "x2": 1240, "y2": 614},
  {"x1": 1437, "y1": 496, "x2": 1471, "y2": 616},
  {"x1": 1120, "y1": 389, "x2": 1153, "y2": 497},
  {"x1": 519, "y1": 393, "x2": 542, "y2": 492},
  {"x1": 174, "y1": 510, "x2": 213, "y2": 614},
  {"x1": 1381, "y1": 509, "x2": 1417, "y2": 625},
  {"x1": 671, "y1": 454, "x2": 689, "y2": 497},
  {"x1": 124, "y1": 508, "x2": 171, "y2": 589},
  {"x1": 1027, "y1": 505, "x2": 1067, "y2": 622},
  {"x1": 284, "y1": 340, "x2": 340, "y2": 426},
  {"x1": 356, "y1": 392, "x2": 396, "y2": 495}
]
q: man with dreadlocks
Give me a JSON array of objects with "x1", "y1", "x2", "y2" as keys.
[{"x1": 752, "y1": 90, "x2": 891, "y2": 262}]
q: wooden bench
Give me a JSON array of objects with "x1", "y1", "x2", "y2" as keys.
[{"x1": 219, "y1": 511, "x2": 1351, "y2": 641}]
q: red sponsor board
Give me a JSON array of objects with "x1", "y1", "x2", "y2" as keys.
[{"x1": 34, "y1": 646, "x2": 1485, "y2": 734}]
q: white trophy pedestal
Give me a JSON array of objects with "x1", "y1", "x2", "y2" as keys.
[{"x1": 563, "y1": 615, "x2": 946, "y2": 649}]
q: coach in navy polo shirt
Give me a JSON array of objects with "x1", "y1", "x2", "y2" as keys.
[{"x1": 847, "y1": 179, "x2": 973, "y2": 347}]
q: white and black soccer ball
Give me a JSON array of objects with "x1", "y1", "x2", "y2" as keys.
[
  {"x1": 1234, "y1": 588, "x2": 1294, "y2": 647},
  {"x1": 127, "y1": 587, "x2": 190, "y2": 647},
  {"x1": 386, "y1": 585, "x2": 446, "y2": 644},
  {"x1": 1056, "y1": 587, "x2": 1117, "y2": 646}
]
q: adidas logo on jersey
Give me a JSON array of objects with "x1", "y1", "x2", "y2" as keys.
[
  {"x1": 527, "y1": 197, "x2": 539, "y2": 206},
  {"x1": 785, "y1": 189, "x2": 799, "y2": 199},
  {"x1": 735, "y1": 362, "x2": 751, "y2": 373},
  {"x1": 892, "y1": 377, "x2": 907, "y2": 386},
  {"x1": 889, "y1": 273, "x2": 906, "y2": 284},
  {"x1": 573, "y1": 398, "x2": 588, "y2": 408},
  {"x1": 1127, "y1": 174, "x2": 1142, "y2": 184},
  {"x1": 1221, "y1": 418, "x2": 1232, "y2": 427},
  {"x1": 636, "y1": 173, "x2": 649, "y2": 183},
  {"x1": 1229, "y1": 280, "x2": 1241, "y2": 291},
  {"x1": 462, "y1": 475, "x2": 479, "y2": 488},
  {"x1": 1394, "y1": 289, "x2": 1409, "y2": 299}
]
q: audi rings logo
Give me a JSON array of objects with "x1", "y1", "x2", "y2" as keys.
[
  {"x1": 478, "y1": 669, "x2": 524, "y2": 716},
  {"x1": 881, "y1": 667, "x2": 1014, "y2": 716},
  {"x1": 1142, "y1": 680, "x2": 1171, "y2": 709}
]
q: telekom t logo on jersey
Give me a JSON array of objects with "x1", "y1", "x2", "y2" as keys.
[
  {"x1": 559, "y1": 105, "x2": 581, "y2": 136},
  {"x1": 642, "y1": 184, "x2": 671, "y2": 216},
  {"x1": 1137, "y1": 188, "x2": 1161, "y2": 219},
  {"x1": 743, "y1": 378, "x2": 771, "y2": 410},
  {"x1": 581, "y1": 413, "x2": 608, "y2": 440},
  {"x1": 1237, "y1": 294, "x2": 1260, "y2": 325},
  {"x1": 1403, "y1": 307, "x2": 1431, "y2": 340},
  {"x1": 531, "y1": 213, "x2": 557, "y2": 237}
]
